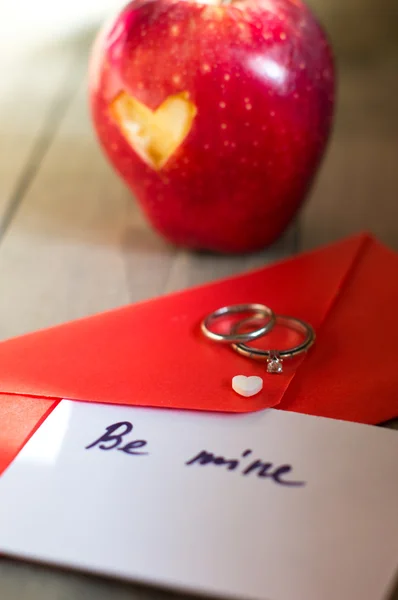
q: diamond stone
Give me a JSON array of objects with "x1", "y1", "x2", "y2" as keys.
[{"x1": 267, "y1": 351, "x2": 283, "y2": 374}]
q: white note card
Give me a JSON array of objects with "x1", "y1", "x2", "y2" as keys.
[{"x1": 1, "y1": 400, "x2": 398, "y2": 600}]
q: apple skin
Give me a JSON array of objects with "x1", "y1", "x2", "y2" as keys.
[{"x1": 89, "y1": 0, "x2": 335, "y2": 253}]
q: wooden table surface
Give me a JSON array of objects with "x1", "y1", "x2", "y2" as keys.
[{"x1": 1, "y1": 0, "x2": 397, "y2": 598}]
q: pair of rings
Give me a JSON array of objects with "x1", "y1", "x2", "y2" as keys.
[{"x1": 201, "y1": 303, "x2": 315, "y2": 373}]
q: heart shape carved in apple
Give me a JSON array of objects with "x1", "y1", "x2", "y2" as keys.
[{"x1": 110, "y1": 90, "x2": 197, "y2": 170}]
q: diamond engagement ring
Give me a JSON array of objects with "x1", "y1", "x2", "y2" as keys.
[{"x1": 230, "y1": 314, "x2": 315, "y2": 374}]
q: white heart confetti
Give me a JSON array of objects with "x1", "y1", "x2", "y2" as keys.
[{"x1": 232, "y1": 375, "x2": 263, "y2": 398}]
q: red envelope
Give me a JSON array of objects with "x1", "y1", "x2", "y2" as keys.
[{"x1": 1, "y1": 232, "x2": 398, "y2": 474}]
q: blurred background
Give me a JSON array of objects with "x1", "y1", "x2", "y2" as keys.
[{"x1": 0, "y1": 0, "x2": 397, "y2": 341}]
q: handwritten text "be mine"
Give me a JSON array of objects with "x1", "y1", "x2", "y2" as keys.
[{"x1": 85, "y1": 422, "x2": 305, "y2": 487}]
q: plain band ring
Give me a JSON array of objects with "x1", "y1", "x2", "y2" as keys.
[
  {"x1": 230, "y1": 314, "x2": 315, "y2": 372},
  {"x1": 201, "y1": 303, "x2": 276, "y2": 344}
]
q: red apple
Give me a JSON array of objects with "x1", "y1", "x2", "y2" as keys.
[{"x1": 89, "y1": 0, "x2": 335, "y2": 253}]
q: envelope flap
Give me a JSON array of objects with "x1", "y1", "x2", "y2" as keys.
[
  {"x1": 279, "y1": 237, "x2": 398, "y2": 423},
  {"x1": 0, "y1": 395, "x2": 58, "y2": 475},
  {"x1": 0, "y1": 234, "x2": 368, "y2": 413}
]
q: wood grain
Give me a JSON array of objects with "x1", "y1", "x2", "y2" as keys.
[
  {"x1": 0, "y1": 76, "x2": 135, "y2": 340},
  {"x1": 301, "y1": 0, "x2": 398, "y2": 250},
  {"x1": 301, "y1": 64, "x2": 398, "y2": 251},
  {"x1": 0, "y1": 43, "x2": 84, "y2": 237}
]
